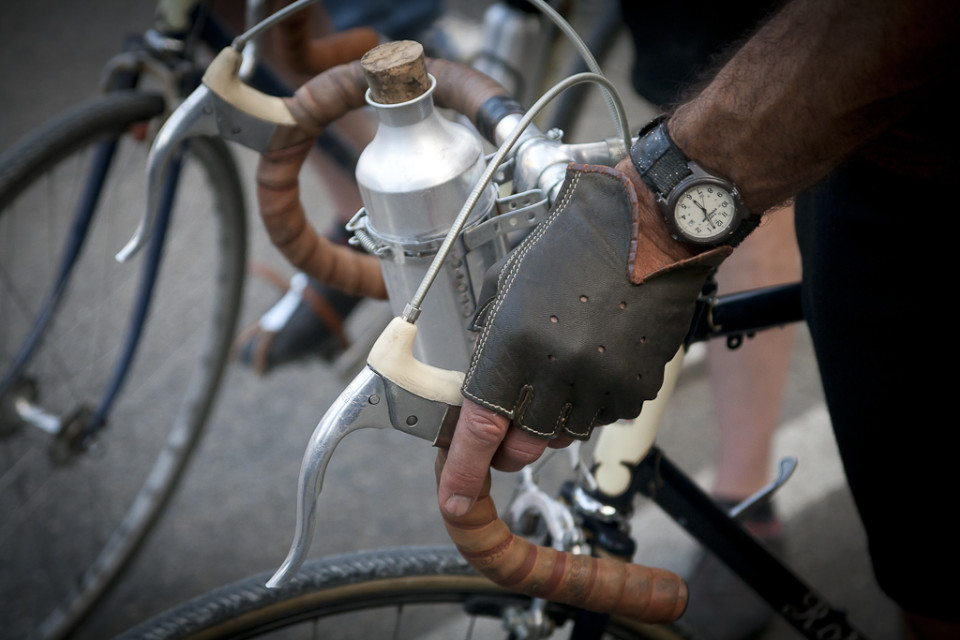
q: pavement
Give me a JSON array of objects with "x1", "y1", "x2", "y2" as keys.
[{"x1": 1, "y1": 1, "x2": 899, "y2": 639}]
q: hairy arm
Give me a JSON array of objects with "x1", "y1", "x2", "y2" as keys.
[{"x1": 669, "y1": 0, "x2": 960, "y2": 214}]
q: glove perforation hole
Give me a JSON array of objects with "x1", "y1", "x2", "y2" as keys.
[
  {"x1": 579, "y1": 295, "x2": 588, "y2": 303},
  {"x1": 619, "y1": 301, "x2": 627, "y2": 309},
  {"x1": 547, "y1": 354, "x2": 555, "y2": 362},
  {"x1": 597, "y1": 345, "x2": 605, "y2": 353},
  {"x1": 550, "y1": 315, "x2": 559, "y2": 323}
]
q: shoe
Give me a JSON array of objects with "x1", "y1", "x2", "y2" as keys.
[
  {"x1": 681, "y1": 498, "x2": 784, "y2": 640},
  {"x1": 235, "y1": 267, "x2": 362, "y2": 375}
]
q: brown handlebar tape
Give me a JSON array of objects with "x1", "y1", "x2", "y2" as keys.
[
  {"x1": 282, "y1": 56, "x2": 514, "y2": 137},
  {"x1": 256, "y1": 137, "x2": 387, "y2": 299},
  {"x1": 435, "y1": 456, "x2": 688, "y2": 623}
]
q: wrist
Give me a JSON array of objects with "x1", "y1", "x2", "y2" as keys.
[
  {"x1": 669, "y1": 103, "x2": 745, "y2": 203},
  {"x1": 668, "y1": 83, "x2": 790, "y2": 215},
  {"x1": 614, "y1": 155, "x2": 700, "y2": 271}
]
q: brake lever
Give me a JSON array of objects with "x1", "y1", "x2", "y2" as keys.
[
  {"x1": 117, "y1": 47, "x2": 299, "y2": 262},
  {"x1": 267, "y1": 318, "x2": 464, "y2": 588}
]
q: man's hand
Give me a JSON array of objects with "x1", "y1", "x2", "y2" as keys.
[
  {"x1": 437, "y1": 159, "x2": 729, "y2": 515},
  {"x1": 462, "y1": 162, "x2": 728, "y2": 436},
  {"x1": 438, "y1": 399, "x2": 572, "y2": 516}
]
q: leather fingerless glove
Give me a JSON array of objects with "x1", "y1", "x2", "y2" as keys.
[{"x1": 462, "y1": 163, "x2": 730, "y2": 440}]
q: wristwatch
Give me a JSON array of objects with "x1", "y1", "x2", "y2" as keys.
[{"x1": 629, "y1": 115, "x2": 759, "y2": 247}]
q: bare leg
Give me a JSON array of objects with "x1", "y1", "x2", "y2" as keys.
[{"x1": 707, "y1": 204, "x2": 800, "y2": 500}]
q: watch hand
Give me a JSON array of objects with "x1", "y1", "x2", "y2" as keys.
[
  {"x1": 700, "y1": 203, "x2": 717, "y2": 228},
  {"x1": 689, "y1": 199, "x2": 716, "y2": 229}
]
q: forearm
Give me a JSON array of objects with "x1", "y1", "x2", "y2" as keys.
[{"x1": 669, "y1": 0, "x2": 959, "y2": 214}]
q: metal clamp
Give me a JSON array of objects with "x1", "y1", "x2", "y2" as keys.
[
  {"x1": 346, "y1": 208, "x2": 448, "y2": 259},
  {"x1": 462, "y1": 190, "x2": 549, "y2": 250}
]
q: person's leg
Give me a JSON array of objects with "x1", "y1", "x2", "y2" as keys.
[{"x1": 707, "y1": 204, "x2": 799, "y2": 502}]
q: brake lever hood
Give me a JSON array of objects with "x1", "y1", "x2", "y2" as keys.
[{"x1": 117, "y1": 47, "x2": 298, "y2": 262}]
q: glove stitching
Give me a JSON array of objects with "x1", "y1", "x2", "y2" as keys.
[
  {"x1": 466, "y1": 172, "x2": 580, "y2": 377},
  {"x1": 466, "y1": 171, "x2": 580, "y2": 386},
  {"x1": 463, "y1": 171, "x2": 583, "y2": 425},
  {"x1": 563, "y1": 405, "x2": 602, "y2": 439},
  {"x1": 553, "y1": 403, "x2": 573, "y2": 433}
]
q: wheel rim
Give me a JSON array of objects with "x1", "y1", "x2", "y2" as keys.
[{"x1": 0, "y1": 100, "x2": 245, "y2": 639}]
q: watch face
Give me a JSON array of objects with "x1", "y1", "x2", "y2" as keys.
[{"x1": 673, "y1": 183, "x2": 738, "y2": 243}]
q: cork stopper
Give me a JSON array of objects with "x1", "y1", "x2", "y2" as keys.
[{"x1": 361, "y1": 40, "x2": 430, "y2": 104}]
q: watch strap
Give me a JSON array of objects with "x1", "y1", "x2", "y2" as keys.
[
  {"x1": 630, "y1": 115, "x2": 760, "y2": 248},
  {"x1": 630, "y1": 115, "x2": 691, "y2": 197}
]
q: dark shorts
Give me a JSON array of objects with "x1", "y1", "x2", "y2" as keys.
[
  {"x1": 796, "y1": 155, "x2": 957, "y2": 620},
  {"x1": 620, "y1": 0, "x2": 778, "y2": 106}
]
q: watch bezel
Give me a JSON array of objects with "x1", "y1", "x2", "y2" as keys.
[
  {"x1": 631, "y1": 116, "x2": 756, "y2": 248},
  {"x1": 658, "y1": 168, "x2": 748, "y2": 246}
]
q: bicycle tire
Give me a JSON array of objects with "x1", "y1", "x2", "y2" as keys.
[
  {"x1": 0, "y1": 91, "x2": 247, "y2": 640},
  {"x1": 114, "y1": 545, "x2": 691, "y2": 640}
]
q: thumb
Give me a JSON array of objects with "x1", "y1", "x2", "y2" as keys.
[{"x1": 437, "y1": 399, "x2": 510, "y2": 517}]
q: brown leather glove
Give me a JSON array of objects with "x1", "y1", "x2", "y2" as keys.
[{"x1": 461, "y1": 162, "x2": 730, "y2": 440}]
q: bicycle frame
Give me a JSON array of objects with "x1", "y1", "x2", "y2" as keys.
[
  {"x1": 0, "y1": 44, "x2": 181, "y2": 449},
  {"x1": 576, "y1": 283, "x2": 867, "y2": 640}
]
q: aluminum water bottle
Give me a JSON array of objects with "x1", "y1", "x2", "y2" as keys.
[{"x1": 354, "y1": 41, "x2": 497, "y2": 371}]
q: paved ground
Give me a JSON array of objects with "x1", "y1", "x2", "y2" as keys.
[{"x1": 1, "y1": 1, "x2": 899, "y2": 639}]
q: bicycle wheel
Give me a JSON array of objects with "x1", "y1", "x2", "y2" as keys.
[
  {"x1": 0, "y1": 91, "x2": 247, "y2": 640},
  {"x1": 115, "y1": 545, "x2": 690, "y2": 640}
]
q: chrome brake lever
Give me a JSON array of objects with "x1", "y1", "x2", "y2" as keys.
[
  {"x1": 118, "y1": 47, "x2": 297, "y2": 262},
  {"x1": 267, "y1": 318, "x2": 464, "y2": 588},
  {"x1": 116, "y1": 85, "x2": 217, "y2": 262}
]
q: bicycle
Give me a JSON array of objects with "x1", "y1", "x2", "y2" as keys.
[
  {"x1": 104, "y1": 2, "x2": 893, "y2": 639},
  {"x1": 0, "y1": 2, "x2": 627, "y2": 638}
]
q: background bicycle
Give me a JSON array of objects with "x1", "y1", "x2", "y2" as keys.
[{"x1": 0, "y1": 1, "x2": 898, "y2": 638}]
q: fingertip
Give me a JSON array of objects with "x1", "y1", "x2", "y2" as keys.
[
  {"x1": 443, "y1": 494, "x2": 473, "y2": 517},
  {"x1": 437, "y1": 399, "x2": 506, "y2": 515}
]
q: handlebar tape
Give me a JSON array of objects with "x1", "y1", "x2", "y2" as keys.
[
  {"x1": 274, "y1": 9, "x2": 380, "y2": 77},
  {"x1": 435, "y1": 456, "x2": 688, "y2": 624},
  {"x1": 426, "y1": 58, "x2": 524, "y2": 141},
  {"x1": 256, "y1": 56, "x2": 521, "y2": 300}
]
